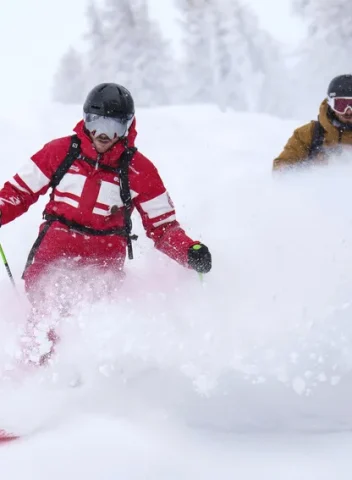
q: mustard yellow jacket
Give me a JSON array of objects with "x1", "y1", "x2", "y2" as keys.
[{"x1": 273, "y1": 99, "x2": 352, "y2": 170}]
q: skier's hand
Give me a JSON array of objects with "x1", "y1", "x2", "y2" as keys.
[{"x1": 188, "y1": 243, "x2": 212, "y2": 273}]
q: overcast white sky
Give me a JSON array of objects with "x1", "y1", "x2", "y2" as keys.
[{"x1": 0, "y1": 0, "x2": 305, "y2": 105}]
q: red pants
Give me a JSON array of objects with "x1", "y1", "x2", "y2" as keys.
[
  {"x1": 20, "y1": 221, "x2": 127, "y2": 365},
  {"x1": 23, "y1": 221, "x2": 127, "y2": 300}
]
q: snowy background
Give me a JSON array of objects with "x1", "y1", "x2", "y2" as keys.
[
  {"x1": 2, "y1": 0, "x2": 350, "y2": 117},
  {"x1": 0, "y1": 103, "x2": 352, "y2": 478},
  {"x1": 1, "y1": 0, "x2": 352, "y2": 478}
]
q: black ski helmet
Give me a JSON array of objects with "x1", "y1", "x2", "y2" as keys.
[
  {"x1": 327, "y1": 74, "x2": 352, "y2": 98},
  {"x1": 83, "y1": 83, "x2": 135, "y2": 118}
]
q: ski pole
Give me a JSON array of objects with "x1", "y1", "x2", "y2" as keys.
[{"x1": 0, "y1": 243, "x2": 16, "y2": 288}]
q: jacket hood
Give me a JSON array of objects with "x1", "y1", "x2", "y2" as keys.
[{"x1": 72, "y1": 117, "x2": 138, "y2": 166}]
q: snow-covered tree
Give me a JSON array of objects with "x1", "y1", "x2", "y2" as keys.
[
  {"x1": 84, "y1": 0, "x2": 109, "y2": 87},
  {"x1": 100, "y1": 0, "x2": 133, "y2": 86},
  {"x1": 176, "y1": 0, "x2": 215, "y2": 104},
  {"x1": 52, "y1": 47, "x2": 86, "y2": 104},
  {"x1": 52, "y1": 0, "x2": 290, "y2": 112},
  {"x1": 292, "y1": 0, "x2": 312, "y2": 16},
  {"x1": 211, "y1": 0, "x2": 263, "y2": 111},
  {"x1": 177, "y1": 0, "x2": 290, "y2": 114},
  {"x1": 52, "y1": 0, "x2": 177, "y2": 107},
  {"x1": 253, "y1": 28, "x2": 294, "y2": 117},
  {"x1": 292, "y1": 0, "x2": 352, "y2": 117},
  {"x1": 101, "y1": 0, "x2": 177, "y2": 106}
]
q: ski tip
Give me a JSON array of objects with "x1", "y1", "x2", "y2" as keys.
[{"x1": 0, "y1": 429, "x2": 19, "y2": 443}]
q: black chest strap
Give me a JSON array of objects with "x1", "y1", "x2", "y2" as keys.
[
  {"x1": 116, "y1": 147, "x2": 135, "y2": 258},
  {"x1": 50, "y1": 134, "x2": 81, "y2": 189}
]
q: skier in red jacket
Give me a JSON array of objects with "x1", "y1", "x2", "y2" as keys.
[{"x1": 0, "y1": 83, "x2": 211, "y2": 313}]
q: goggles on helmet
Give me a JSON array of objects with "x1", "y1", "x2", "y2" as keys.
[
  {"x1": 328, "y1": 97, "x2": 352, "y2": 114},
  {"x1": 84, "y1": 112, "x2": 134, "y2": 139}
]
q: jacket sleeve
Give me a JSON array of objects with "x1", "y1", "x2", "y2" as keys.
[
  {"x1": 273, "y1": 122, "x2": 315, "y2": 171},
  {"x1": 0, "y1": 143, "x2": 56, "y2": 225},
  {"x1": 133, "y1": 155, "x2": 197, "y2": 266}
]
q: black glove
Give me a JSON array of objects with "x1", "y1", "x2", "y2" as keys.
[{"x1": 188, "y1": 243, "x2": 212, "y2": 273}]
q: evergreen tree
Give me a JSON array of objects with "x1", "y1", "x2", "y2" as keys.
[
  {"x1": 177, "y1": 0, "x2": 289, "y2": 113},
  {"x1": 102, "y1": 0, "x2": 176, "y2": 106},
  {"x1": 52, "y1": 47, "x2": 86, "y2": 104},
  {"x1": 85, "y1": 0, "x2": 109, "y2": 86},
  {"x1": 292, "y1": 0, "x2": 312, "y2": 16},
  {"x1": 212, "y1": 0, "x2": 262, "y2": 111},
  {"x1": 176, "y1": 0, "x2": 215, "y2": 104},
  {"x1": 292, "y1": 0, "x2": 352, "y2": 117}
]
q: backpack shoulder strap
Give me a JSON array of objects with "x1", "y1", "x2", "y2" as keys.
[
  {"x1": 117, "y1": 146, "x2": 137, "y2": 259},
  {"x1": 308, "y1": 120, "x2": 325, "y2": 159},
  {"x1": 117, "y1": 147, "x2": 137, "y2": 212},
  {"x1": 50, "y1": 134, "x2": 81, "y2": 189}
]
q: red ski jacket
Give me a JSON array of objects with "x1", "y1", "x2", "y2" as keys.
[{"x1": 0, "y1": 119, "x2": 196, "y2": 267}]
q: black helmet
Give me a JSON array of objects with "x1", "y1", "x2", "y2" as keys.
[
  {"x1": 327, "y1": 74, "x2": 352, "y2": 98},
  {"x1": 83, "y1": 83, "x2": 135, "y2": 118}
]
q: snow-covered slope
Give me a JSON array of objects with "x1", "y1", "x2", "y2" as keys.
[{"x1": 1, "y1": 103, "x2": 352, "y2": 478}]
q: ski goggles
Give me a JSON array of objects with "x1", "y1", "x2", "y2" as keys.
[
  {"x1": 84, "y1": 112, "x2": 134, "y2": 138},
  {"x1": 328, "y1": 97, "x2": 352, "y2": 114}
]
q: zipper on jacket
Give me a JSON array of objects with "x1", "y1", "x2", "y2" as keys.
[{"x1": 95, "y1": 153, "x2": 102, "y2": 170}]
